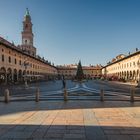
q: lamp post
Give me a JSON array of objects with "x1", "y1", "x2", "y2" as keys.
[
  {"x1": 104, "y1": 67, "x2": 108, "y2": 81},
  {"x1": 137, "y1": 57, "x2": 140, "y2": 87},
  {"x1": 23, "y1": 59, "x2": 30, "y2": 88}
]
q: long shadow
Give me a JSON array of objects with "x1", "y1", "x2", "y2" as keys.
[
  {"x1": 0, "y1": 101, "x2": 140, "y2": 116},
  {"x1": 0, "y1": 100, "x2": 140, "y2": 139},
  {"x1": 0, "y1": 124, "x2": 139, "y2": 140}
]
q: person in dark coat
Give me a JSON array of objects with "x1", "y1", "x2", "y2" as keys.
[{"x1": 62, "y1": 75, "x2": 66, "y2": 88}]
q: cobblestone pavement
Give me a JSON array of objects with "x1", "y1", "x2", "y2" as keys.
[{"x1": 0, "y1": 101, "x2": 140, "y2": 140}]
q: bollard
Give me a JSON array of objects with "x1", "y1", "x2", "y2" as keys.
[
  {"x1": 130, "y1": 86, "x2": 135, "y2": 102},
  {"x1": 35, "y1": 88, "x2": 40, "y2": 102},
  {"x1": 64, "y1": 88, "x2": 68, "y2": 101},
  {"x1": 4, "y1": 89, "x2": 10, "y2": 103},
  {"x1": 100, "y1": 89, "x2": 104, "y2": 101}
]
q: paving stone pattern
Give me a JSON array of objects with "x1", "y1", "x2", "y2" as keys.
[{"x1": 0, "y1": 101, "x2": 140, "y2": 140}]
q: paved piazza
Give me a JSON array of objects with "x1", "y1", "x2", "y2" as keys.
[
  {"x1": 1, "y1": 2, "x2": 140, "y2": 140},
  {"x1": 0, "y1": 101, "x2": 140, "y2": 140},
  {"x1": 0, "y1": 80, "x2": 140, "y2": 140},
  {"x1": 0, "y1": 80, "x2": 140, "y2": 101}
]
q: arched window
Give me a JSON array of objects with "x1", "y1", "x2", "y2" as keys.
[{"x1": 25, "y1": 40, "x2": 27, "y2": 44}]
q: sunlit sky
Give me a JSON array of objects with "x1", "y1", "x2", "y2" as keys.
[{"x1": 0, "y1": 0, "x2": 140, "y2": 66}]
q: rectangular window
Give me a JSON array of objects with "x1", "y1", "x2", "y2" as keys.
[
  {"x1": 9, "y1": 56, "x2": 11, "y2": 63},
  {"x1": 15, "y1": 59, "x2": 17, "y2": 64},
  {"x1": 19, "y1": 60, "x2": 21, "y2": 65},
  {"x1": 2, "y1": 54, "x2": 4, "y2": 62}
]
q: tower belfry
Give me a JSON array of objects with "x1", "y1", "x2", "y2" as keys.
[{"x1": 20, "y1": 8, "x2": 36, "y2": 56}]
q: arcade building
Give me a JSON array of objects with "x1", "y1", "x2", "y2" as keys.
[
  {"x1": 57, "y1": 64, "x2": 102, "y2": 79},
  {"x1": 0, "y1": 9, "x2": 57, "y2": 85},
  {"x1": 102, "y1": 50, "x2": 140, "y2": 83}
]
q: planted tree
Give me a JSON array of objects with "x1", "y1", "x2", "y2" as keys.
[{"x1": 76, "y1": 60, "x2": 84, "y2": 81}]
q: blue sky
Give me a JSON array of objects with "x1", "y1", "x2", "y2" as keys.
[{"x1": 0, "y1": 0, "x2": 140, "y2": 66}]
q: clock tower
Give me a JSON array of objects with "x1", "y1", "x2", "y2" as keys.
[{"x1": 20, "y1": 8, "x2": 36, "y2": 56}]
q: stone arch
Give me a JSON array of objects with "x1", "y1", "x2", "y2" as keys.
[
  {"x1": 133, "y1": 70, "x2": 136, "y2": 82},
  {"x1": 27, "y1": 71, "x2": 29, "y2": 75},
  {"x1": 116, "y1": 72, "x2": 119, "y2": 78},
  {"x1": 126, "y1": 71, "x2": 129, "y2": 81},
  {"x1": 137, "y1": 69, "x2": 139, "y2": 76},
  {"x1": 13, "y1": 69, "x2": 18, "y2": 82},
  {"x1": 7, "y1": 68, "x2": 12, "y2": 83},
  {"x1": 119, "y1": 72, "x2": 121, "y2": 79},
  {"x1": 122, "y1": 71, "x2": 124, "y2": 79},
  {"x1": 137, "y1": 70, "x2": 139, "y2": 82},
  {"x1": 129, "y1": 71, "x2": 133, "y2": 81},
  {"x1": 29, "y1": 71, "x2": 33, "y2": 81},
  {"x1": 23, "y1": 70, "x2": 26, "y2": 75},
  {"x1": 130, "y1": 71, "x2": 132, "y2": 77},
  {"x1": 30, "y1": 71, "x2": 32, "y2": 75},
  {"x1": 18, "y1": 69, "x2": 22, "y2": 82},
  {"x1": 124, "y1": 71, "x2": 127, "y2": 80},
  {"x1": 0, "y1": 67, "x2": 6, "y2": 84}
]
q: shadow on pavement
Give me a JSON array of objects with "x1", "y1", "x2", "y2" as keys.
[{"x1": 0, "y1": 124, "x2": 139, "y2": 140}]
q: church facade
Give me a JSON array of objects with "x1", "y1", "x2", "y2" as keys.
[{"x1": 0, "y1": 9, "x2": 57, "y2": 85}]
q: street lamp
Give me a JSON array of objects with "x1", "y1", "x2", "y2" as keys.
[
  {"x1": 137, "y1": 57, "x2": 140, "y2": 87},
  {"x1": 22, "y1": 59, "x2": 30, "y2": 88},
  {"x1": 104, "y1": 67, "x2": 108, "y2": 81}
]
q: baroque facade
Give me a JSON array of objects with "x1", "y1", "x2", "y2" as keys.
[
  {"x1": 102, "y1": 49, "x2": 140, "y2": 83},
  {"x1": 0, "y1": 9, "x2": 57, "y2": 85}
]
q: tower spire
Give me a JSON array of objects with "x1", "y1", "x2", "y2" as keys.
[
  {"x1": 20, "y1": 9, "x2": 36, "y2": 56},
  {"x1": 24, "y1": 8, "x2": 31, "y2": 21},
  {"x1": 25, "y1": 8, "x2": 30, "y2": 16}
]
